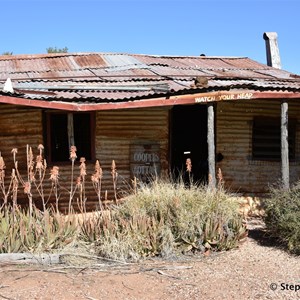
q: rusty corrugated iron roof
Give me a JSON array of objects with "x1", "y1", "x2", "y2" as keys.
[{"x1": 0, "y1": 52, "x2": 300, "y2": 104}]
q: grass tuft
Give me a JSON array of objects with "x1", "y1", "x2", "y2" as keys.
[
  {"x1": 263, "y1": 183, "x2": 300, "y2": 254},
  {"x1": 80, "y1": 179, "x2": 247, "y2": 261}
]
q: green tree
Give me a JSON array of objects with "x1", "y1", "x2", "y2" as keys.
[
  {"x1": 46, "y1": 47, "x2": 68, "y2": 53},
  {"x1": 2, "y1": 51, "x2": 13, "y2": 55}
]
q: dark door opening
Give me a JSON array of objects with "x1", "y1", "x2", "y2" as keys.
[{"x1": 171, "y1": 104, "x2": 208, "y2": 184}]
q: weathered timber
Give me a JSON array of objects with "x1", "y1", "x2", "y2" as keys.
[
  {"x1": 0, "y1": 253, "x2": 60, "y2": 265},
  {"x1": 207, "y1": 103, "x2": 216, "y2": 188},
  {"x1": 281, "y1": 100, "x2": 289, "y2": 190}
]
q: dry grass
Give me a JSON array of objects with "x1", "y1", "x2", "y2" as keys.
[
  {"x1": 79, "y1": 179, "x2": 247, "y2": 261},
  {"x1": 0, "y1": 144, "x2": 246, "y2": 261}
]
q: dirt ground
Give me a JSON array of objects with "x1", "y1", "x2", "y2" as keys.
[{"x1": 0, "y1": 218, "x2": 299, "y2": 300}]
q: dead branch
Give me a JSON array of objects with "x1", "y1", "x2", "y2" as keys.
[
  {"x1": 0, "y1": 294, "x2": 14, "y2": 300},
  {"x1": 157, "y1": 270, "x2": 181, "y2": 280}
]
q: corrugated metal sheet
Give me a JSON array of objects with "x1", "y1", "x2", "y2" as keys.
[
  {"x1": 216, "y1": 100, "x2": 300, "y2": 193},
  {"x1": 1, "y1": 52, "x2": 300, "y2": 104},
  {"x1": 102, "y1": 54, "x2": 149, "y2": 71},
  {"x1": 0, "y1": 103, "x2": 169, "y2": 210}
]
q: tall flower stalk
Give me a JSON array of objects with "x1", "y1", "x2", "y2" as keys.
[
  {"x1": 186, "y1": 158, "x2": 192, "y2": 185},
  {"x1": 68, "y1": 146, "x2": 77, "y2": 214},
  {"x1": 78, "y1": 157, "x2": 87, "y2": 212},
  {"x1": 12, "y1": 146, "x2": 34, "y2": 217},
  {"x1": 34, "y1": 144, "x2": 47, "y2": 211},
  {"x1": 0, "y1": 154, "x2": 17, "y2": 208},
  {"x1": 111, "y1": 160, "x2": 118, "y2": 203},
  {"x1": 50, "y1": 166, "x2": 60, "y2": 213},
  {"x1": 11, "y1": 169, "x2": 18, "y2": 209},
  {"x1": 91, "y1": 160, "x2": 103, "y2": 210},
  {"x1": 3, "y1": 144, "x2": 123, "y2": 214}
]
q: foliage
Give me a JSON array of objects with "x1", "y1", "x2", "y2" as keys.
[
  {"x1": 46, "y1": 47, "x2": 68, "y2": 53},
  {"x1": 3, "y1": 144, "x2": 115, "y2": 214},
  {"x1": 79, "y1": 180, "x2": 247, "y2": 261},
  {"x1": 2, "y1": 51, "x2": 13, "y2": 55},
  {"x1": 0, "y1": 144, "x2": 246, "y2": 260},
  {"x1": 0, "y1": 206, "x2": 77, "y2": 253},
  {"x1": 263, "y1": 184, "x2": 300, "y2": 254}
]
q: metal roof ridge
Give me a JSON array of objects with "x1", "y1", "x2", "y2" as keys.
[
  {"x1": 0, "y1": 52, "x2": 108, "y2": 61},
  {"x1": 131, "y1": 53, "x2": 247, "y2": 59},
  {"x1": 0, "y1": 52, "x2": 249, "y2": 61}
]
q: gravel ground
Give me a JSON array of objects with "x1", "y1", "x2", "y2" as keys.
[{"x1": 0, "y1": 218, "x2": 299, "y2": 300}]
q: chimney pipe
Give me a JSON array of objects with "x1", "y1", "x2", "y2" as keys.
[{"x1": 263, "y1": 32, "x2": 281, "y2": 69}]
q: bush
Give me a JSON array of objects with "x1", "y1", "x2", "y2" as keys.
[
  {"x1": 0, "y1": 179, "x2": 247, "y2": 260},
  {"x1": 80, "y1": 180, "x2": 247, "y2": 261},
  {"x1": 0, "y1": 206, "x2": 77, "y2": 253},
  {"x1": 263, "y1": 184, "x2": 300, "y2": 254}
]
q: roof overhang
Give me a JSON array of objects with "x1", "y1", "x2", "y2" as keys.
[{"x1": 1, "y1": 90, "x2": 300, "y2": 112}]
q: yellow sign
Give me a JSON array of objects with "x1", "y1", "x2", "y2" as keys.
[{"x1": 195, "y1": 92, "x2": 253, "y2": 103}]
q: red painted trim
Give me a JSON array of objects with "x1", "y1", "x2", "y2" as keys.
[
  {"x1": 1, "y1": 91, "x2": 300, "y2": 112},
  {"x1": 0, "y1": 96, "x2": 77, "y2": 111}
]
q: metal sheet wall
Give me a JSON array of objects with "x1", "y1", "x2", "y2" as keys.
[
  {"x1": 0, "y1": 104, "x2": 43, "y2": 166},
  {"x1": 2, "y1": 99, "x2": 300, "y2": 206},
  {"x1": 95, "y1": 107, "x2": 170, "y2": 199},
  {"x1": 0, "y1": 104, "x2": 170, "y2": 211},
  {"x1": 216, "y1": 99, "x2": 300, "y2": 193}
]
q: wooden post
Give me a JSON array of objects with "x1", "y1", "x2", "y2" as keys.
[
  {"x1": 207, "y1": 103, "x2": 216, "y2": 189},
  {"x1": 281, "y1": 100, "x2": 289, "y2": 190},
  {"x1": 67, "y1": 113, "x2": 75, "y2": 148}
]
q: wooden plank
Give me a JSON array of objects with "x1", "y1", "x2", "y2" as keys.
[
  {"x1": 281, "y1": 100, "x2": 289, "y2": 190},
  {"x1": 207, "y1": 103, "x2": 216, "y2": 188},
  {"x1": 0, "y1": 253, "x2": 60, "y2": 265},
  {"x1": 67, "y1": 113, "x2": 75, "y2": 148}
]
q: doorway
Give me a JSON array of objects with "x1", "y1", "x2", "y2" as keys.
[{"x1": 171, "y1": 104, "x2": 208, "y2": 183}]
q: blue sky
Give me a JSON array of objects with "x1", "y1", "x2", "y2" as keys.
[{"x1": 1, "y1": 0, "x2": 300, "y2": 74}]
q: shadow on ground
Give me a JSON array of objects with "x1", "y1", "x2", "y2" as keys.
[{"x1": 246, "y1": 217, "x2": 285, "y2": 249}]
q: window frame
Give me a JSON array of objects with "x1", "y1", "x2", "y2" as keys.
[
  {"x1": 252, "y1": 116, "x2": 296, "y2": 161},
  {"x1": 45, "y1": 111, "x2": 96, "y2": 163}
]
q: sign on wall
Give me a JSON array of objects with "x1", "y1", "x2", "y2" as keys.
[{"x1": 130, "y1": 141, "x2": 161, "y2": 182}]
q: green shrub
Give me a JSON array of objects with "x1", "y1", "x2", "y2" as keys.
[
  {"x1": 80, "y1": 180, "x2": 247, "y2": 261},
  {"x1": 0, "y1": 206, "x2": 77, "y2": 253},
  {"x1": 264, "y1": 184, "x2": 300, "y2": 254}
]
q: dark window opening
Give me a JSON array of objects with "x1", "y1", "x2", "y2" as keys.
[
  {"x1": 46, "y1": 112, "x2": 94, "y2": 162},
  {"x1": 74, "y1": 113, "x2": 92, "y2": 161},
  {"x1": 252, "y1": 117, "x2": 296, "y2": 160}
]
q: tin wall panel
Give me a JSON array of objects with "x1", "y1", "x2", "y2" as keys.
[
  {"x1": 0, "y1": 104, "x2": 169, "y2": 210},
  {"x1": 216, "y1": 100, "x2": 300, "y2": 194},
  {"x1": 95, "y1": 107, "x2": 170, "y2": 191},
  {"x1": 0, "y1": 105, "x2": 43, "y2": 161}
]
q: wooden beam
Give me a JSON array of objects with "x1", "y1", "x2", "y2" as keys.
[
  {"x1": 207, "y1": 103, "x2": 216, "y2": 189},
  {"x1": 1, "y1": 91, "x2": 300, "y2": 112},
  {"x1": 0, "y1": 253, "x2": 60, "y2": 265},
  {"x1": 67, "y1": 113, "x2": 75, "y2": 148},
  {"x1": 281, "y1": 100, "x2": 289, "y2": 190}
]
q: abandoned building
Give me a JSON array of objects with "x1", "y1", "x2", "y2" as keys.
[{"x1": 1, "y1": 32, "x2": 300, "y2": 210}]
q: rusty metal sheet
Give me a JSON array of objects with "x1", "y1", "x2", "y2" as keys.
[
  {"x1": 216, "y1": 100, "x2": 300, "y2": 193},
  {"x1": 102, "y1": 54, "x2": 149, "y2": 70},
  {"x1": 1, "y1": 52, "x2": 300, "y2": 104}
]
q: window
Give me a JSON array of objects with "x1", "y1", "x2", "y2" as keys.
[
  {"x1": 46, "y1": 112, "x2": 95, "y2": 162},
  {"x1": 252, "y1": 117, "x2": 296, "y2": 160}
]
